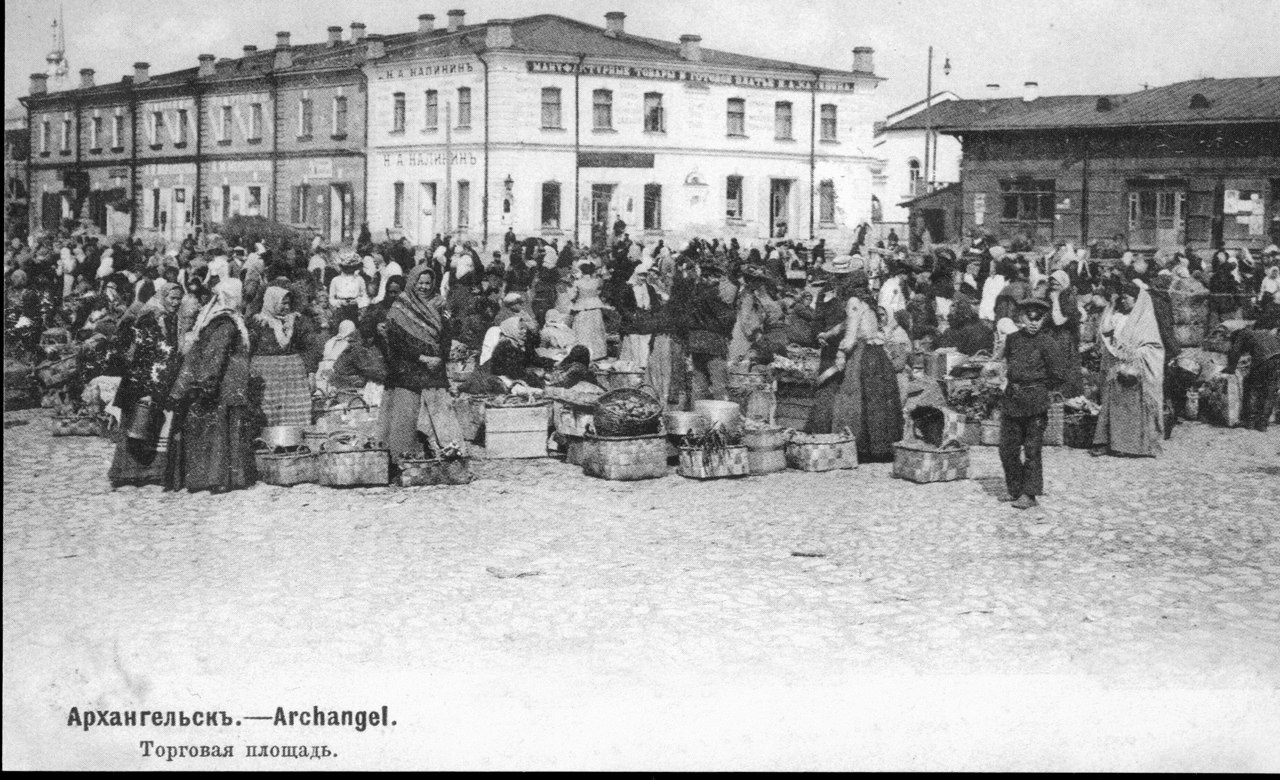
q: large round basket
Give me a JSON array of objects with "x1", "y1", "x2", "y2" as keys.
[{"x1": 592, "y1": 384, "x2": 663, "y2": 438}]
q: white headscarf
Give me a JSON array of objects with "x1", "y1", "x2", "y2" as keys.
[{"x1": 189, "y1": 277, "x2": 249, "y2": 352}]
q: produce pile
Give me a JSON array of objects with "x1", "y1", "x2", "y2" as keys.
[
  {"x1": 680, "y1": 422, "x2": 738, "y2": 452},
  {"x1": 484, "y1": 394, "x2": 547, "y2": 408},
  {"x1": 948, "y1": 384, "x2": 1004, "y2": 422},
  {"x1": 593, "y1": 387, "x2": 662, "y2": 436}
]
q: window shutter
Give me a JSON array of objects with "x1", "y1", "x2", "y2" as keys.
[{"x1": 320, "y1": 186, "x2": 333, "y2": 240}]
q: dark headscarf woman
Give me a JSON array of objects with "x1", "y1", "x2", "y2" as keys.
[
  {"x1": 935, "y1": 298, "x2": 994, "y2": 356},
  {"x1": 547, "y1": 345, "x2": 601, "y2": 390},
  {"x1": 109, "y1": 281, "x2": 184, "y2": 487},
  {"x1": 378, "y1": 263, "x2": 467, "y2": 463}
]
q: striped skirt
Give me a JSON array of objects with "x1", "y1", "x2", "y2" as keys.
[{"x1": 251, "y1": 353, "x2": 311, "y2": 427}]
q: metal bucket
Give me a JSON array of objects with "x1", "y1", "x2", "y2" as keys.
[
  {"x1": 692, "y1": 400, "x2": 744, "y2": 437},
  {"x1": 662, "y1": 411, "x2": 709, "y2": 437},
  {"x1": 258, "y1": 425, "x2": 304, "y2": 449}
]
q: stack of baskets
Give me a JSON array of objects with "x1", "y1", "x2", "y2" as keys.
[{"x1": 741, "y1": 425, "x2": 787, "y2": 474}]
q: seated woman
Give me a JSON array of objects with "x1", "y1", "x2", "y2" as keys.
[
  {"x1": 546, "y1": 345, "x2": 602, "y2": 390},
  {"x1": 934, "y1": 299, "x2": 994, "y2": 355},
  {"x1": 330, "y1": 315, "x2": 388, "y2": 408},
  {"x1": 463, "y1": 316, "x2": 545, "y2": 396}
]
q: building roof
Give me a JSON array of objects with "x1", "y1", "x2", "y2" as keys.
[{"x1": 886, "y1": 76, "x2": 1280, "y2": 132}]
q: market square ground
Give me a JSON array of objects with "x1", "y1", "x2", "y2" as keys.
[{"x1": 3, "y1": 408, "x2": 1279, "y2": 770}]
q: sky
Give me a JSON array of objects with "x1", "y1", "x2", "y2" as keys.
[{"x1": 6, "y1": 0, "x2": 1279, "y2": 116}]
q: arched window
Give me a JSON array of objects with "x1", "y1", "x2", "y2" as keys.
[
  {"x1": 908, "y1": 158, "x2": 921, "y2": 183},
  {"x1": 871, "y1": 195, "x2": 883, "y2": 223}
]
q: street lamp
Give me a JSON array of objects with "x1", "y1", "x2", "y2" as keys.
[
  {"x1": 924, "y1": 49, "x2": 953, "y2": 189},
  {"x1": 943, "y1": 56, "x2": 952, "y2": 77}
]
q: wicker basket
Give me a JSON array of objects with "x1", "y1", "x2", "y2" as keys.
[
  {"x1": 747, "y1": 447, "x2": 787, "y2": 475},
  {"x1": 1062, "y1": 411, "x2": 1098, "y2": 449},
  {"x1": 784, "y1": 432, "x2": 858, "y2": 472},
  {"x1": 677, "y1": 445, "x2": 751, "y2": 479},
  {"x1": 397, "y1": 457, "x2": 473, "y2": 486},
  {"x1": 316, "y1": 432, "x2": 390, "y2": 487},
  {"x1": 592, "y1": 384, "x2": 662, "y2": 438},
  {"x1": 254, "y1": 445, "x2": 318, "y2": 486},
  {"x1": 892, "y1": 440, "x2": 970, "y2": 483},
  {"x1": 312, "y1": 396, "x2": 380, "y2": 438},
  {"x1": 741, "y1": 426, "x2": 787, "y2": 451},
  {"x1": 581, "y1": 433, "x2": 668, "y2": 481}
]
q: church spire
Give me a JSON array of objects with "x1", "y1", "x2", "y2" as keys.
[{"x1": 46, "y1": 3, "x2": 69, "y2": 91}]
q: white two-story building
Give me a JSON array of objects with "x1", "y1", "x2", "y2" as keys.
[{"x1": 365, "y1": 11, "x2": 882, "y2": 250}]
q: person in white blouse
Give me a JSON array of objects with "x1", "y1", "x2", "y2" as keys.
[{"x1": 329, "y1": 252, "x2": 370, "y2": 326}]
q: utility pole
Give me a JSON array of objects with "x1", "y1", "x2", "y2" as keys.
[
  {"x1": 444, "y1": 101, "x2": 452, "y2": 236},
  {"x1": 923, "y1": 46, "x2": 933, "y2": 192}
]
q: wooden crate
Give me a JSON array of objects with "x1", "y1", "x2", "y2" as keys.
[
  {"x1": 484, "y1": 402, "x2": 551, "y2": 458},
  {"x1": 774, "y1": 381, "x2": 816, "y2": 431}
]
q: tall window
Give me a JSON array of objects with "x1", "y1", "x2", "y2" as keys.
[
  {"x1": 820, "y1": 104, "x2": 837, "y2": 141},
  {"x1": 774, "y1": 101, "x2": 793, "y2": 140},
  {"x1": 819, "y1": 180, "x2": 836, "y2": 224},
  {"x1": 457, "y1": 88, "x2": 472, "y2": 128},
  {"x1": 221, "y1": 184, "x2": 231, "y2": 221},
  {"x1": 393, "y1": 182, "x2": 405, "y2": 228},
  {"x1": 249, "y1": 103, "x2": 263, "y2": 140},
  {"x1": 457, "y1": 180, "x2": 471, "y2": 228},
  {"x1": 908, "y1": 158, "x2": 921, "y2": 183},
  {"x1": 151, "y1": 112, "x2": 164, "y2": 145},
  {"x1": 644, "y1": 184, "x2": 662, "y2": 230},
  {"x1": 727, "y1": 98, "x2": 746, "y2": 136},
  {"x1": 90, "y1": 116, "x2": 102, "y2": 149},
  {"x1": 333, "y1": 96, "x2": 348, "y2": 136},
  {"x1": 40, "y1": 120, "x2": 50, "y2": 153},
  {"x1": 541, "y1": 88, "x2": 562, "y2": 129},
  {"x1": 1000, "y1": 179, "x2": 1055, "y2": 228},
  {"x1": 152, "y1": 188, "x2": 161, "y2": 228},
  {"x1": 593, "y1": 89, "x2": 613, "y2": 130},
  {"x1": 247, "y1": 186, "x2": 263, "y2": 217},
  {"x1": 221, "y1": 105, "x2": 233, "y2": 141},
  {"x1": 299, "y1": 99, "x2": 313, "y2": 137},
  {"x1": 112, "y1": 114, "x2": 124, "y2": 148},
  {"x1": 424, "y1": 90, "x2": 438, "y2": 130},
  {"x1": 726, "y1": 175, "x2": 744, "y2": 220},
  {"x1": 62, "y1": 119, "x2": 72, "y2": 151},
  {"x1": 392, "y1": 92, "x2": 406, "y2": 132},
  {"x1": 176, "y1": 109, "x2": 188, "y2": 145},
  {"x1": 643, "y1": 92, "x2": 664, "y2": 133},
  {"x1": 541, "y1": 182, "x2": 561, "y2": 228}
]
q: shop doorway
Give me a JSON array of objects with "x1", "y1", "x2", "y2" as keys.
[
  {"x1": 591, "y1": 184, "x2": 616, "y2": 250},
  {"x1": 418, "y1": 182, "x2": 437, "y2": 244},
  {"x1": 770, "y1": 179, "x2": 792, "y2": 238},
  {"x1": 1128, "y1": 188, "x2": 1185, "y2": 250},
  {"x1": 329, "y1": 184, "x2": 354, "y2": 243}
]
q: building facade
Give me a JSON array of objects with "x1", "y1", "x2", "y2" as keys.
[
  {"x1": 903, "y1": 78, "x2": 1280, "y2": 253},
  {"x1": 4, "y1": 107, "x2": 30, "y2": 239},
  {"x1": 364, "y1": 12, "x2": 882, "y2": 249},
  {"x1": 871, "y1": 90, "x2": 963, "y2": 240}
]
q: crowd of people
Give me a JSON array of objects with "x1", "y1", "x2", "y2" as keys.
[{"x1": 5, "y1": 221, "x2": 1279, "y2": 502}]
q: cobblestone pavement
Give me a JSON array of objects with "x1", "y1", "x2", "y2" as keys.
[{"x1": 4, "y1": 407, "x2": 1279, "y2": 770}]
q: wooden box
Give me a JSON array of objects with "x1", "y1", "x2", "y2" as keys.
[{"x1": 484, "y1": 402, "x2": 551, "y2": 458}]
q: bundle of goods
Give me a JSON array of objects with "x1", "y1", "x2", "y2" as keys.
[
  {"x1": 728, "y1": 366, "x2": 777, "y2": 425},
  {"x1": 677, "y1": 424, "x2": 750, "y2": 480},
  {"x1": 38, "y1": 328, "x2": 77, "y2": 361},
  {"x1": 903, "y1": 404, "x2": 965, "y2": 448},
  {"x1": 580, "y1": 430, "x2": 669, "y2": 481},
  {"x1": 35, "y1": 353, "x2": 79, "y2": 391},
  {"x1": 783, "y1": 429, "x2": 858, "y2": 472},
  {"x1": 1201, "y1": 371, "x2": 1243, "y2": 428},
  {"x1": 447, "y1": 341, "x2": 479, "y2": 384},
  {"x1": 741, "y1": 419, "x2": 787, "y2": 474},
  {"x1": 397, "y1": 442, "x2": 472, "y2": 487},
  {"x1": 483, "y1": 396, "x2": 551, "y2": 458},
  {"x1": 312, "y1": 396, "x2": 381, "y2": 439},
  {"x1": 948, "y1": 383, "x2": 1003, "y2": 445},
  {"x1": 50, "y1": 409, "x2": 117, "y2": 438},
  {"x1": 772, "y1": 346, "x2": 821, "y2": 383},
  {"x1": 1203, "y1": 319, "x2": 1251, "y2": 356},
  {"x1": 316, "y1": 432, "x2": 390, "y2": 487},
  {"x1": 592, "y1": 359, "x2": 645, "y2": 391},
  {"x1": 1168, "y1": 276, "x2": 1209, "y2": 348},
  {"x1": 253, "y1": 443, "x2": 318, "y2": 487},
  {"x1": 1060, "y1": 397, "x2": 1101, "y2": 448},
  {"x1": 592, "y1": 384, "x2": 662, "y2": 437}
]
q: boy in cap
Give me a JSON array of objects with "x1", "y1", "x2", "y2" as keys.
[{"x1": 999, "y1": 295, "x2": 1070, "y2": 510}]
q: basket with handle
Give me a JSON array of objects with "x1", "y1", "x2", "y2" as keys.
[
  {"x1": 252, "y1": 442, "x2": 318, "y2": 486},
  {"x1": 312, "y1": 395, "x2": 380, "y2": 438},
  {"x1": 316, "y1": 432, "x2": 390, "y2": 487},
  {"x1": 580, "y1": 427, "x2": 668, "y2": 481},
  {"x1": 783, "y1": 428, "x2": 858, "y2": 472},
  {"x1": 592, "y1": 383, "x2": 663, "y2": 438}
]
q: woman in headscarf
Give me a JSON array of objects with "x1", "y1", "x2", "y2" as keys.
[
  {"x1": 315, "y1": 319, "x2": 357, "y2": 395},
  {"x1": 241, "y1": 247, "x2": 268, "y2": 317},
  {"x1": 177, "y1": 274, "x2": 211, "y2": 350},
  {"x1": 978, "y1": 249, "x2": 1009, "y2": 321},
  {"x1": 165, "y1": 278, "x2": 255, "y2": 493},
  {"x1": 540, "y1": 308, "x2": 578, "y2": 351},
  {"x1": 1091, "y1": 281, "x2": 1165, "y2": 457},
  {"x1": 379, "y1": 264, "x2": 466, "y2": 463},
  {"x1": 464, "y1": 315, "x2": 542, "y2": 396},
  {"x1": 569, "y1": 261, "x2": 607, "y2": 360},
  {"x1": 330, "y1": 316, "x2": 388, "y2": 397},
  {"x1": 109, "y1": 281, "x2": 184, "y2": 487},
  {"x1": 1046, "y1": 269, "x2": 1084, "y2": 398},
  {"x1": 808, "y1": 269, "x2": 904, "y2": 460},
  {"x1": 546, "y1": 345, "x2": 601, "y2": 390},
  {"x1": 1208, "y1": 251, "x2": 1240, "y2": 326},
  {"x1": 249, "y1": 286, "x2": 320, "y2": 428},
  {"x1": 935, "y1": 298, "x2": 993, "y2": 356},
  {"x1": 617, "y1": 264, "x2": 660, "y2": 368}
]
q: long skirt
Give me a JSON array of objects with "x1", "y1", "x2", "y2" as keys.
[
  {"x1": 823, "y1": 343, "x2": 904, "y2": 461},
  {"x1": 108, "y1": 402, "x2": 171, "y2": 487},
  {"x1": 251, "y1": 353, "x2": 311, "y2": 427},
  {"x1": 645, "y1": 334, "x2": 673, "y2": 410},
  {"x1": 165, "y1": 401, "x2": 255, "y2": 493},
  {"x1": 1047, "y1": 327, "x2": 1084, "y2": 398},
  {"x1": 379, "y1": 386, "x2": 467, "y2": 463},
  {"x1": 572, "y1": 308, "x2": 607, "y2": 361},
  {"x1": 1093, "y1": 374, "x2": 1163, "y2": 456},
  {"x1": 619, "y1": 334, "x2": 652, "y2": 368}
]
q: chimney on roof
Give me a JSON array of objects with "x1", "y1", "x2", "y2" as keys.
[
  {"x1": 134, "y1": 62, "x2": 151, "y2": 85},
  {"x1": 486, "y1": 19, "x2": 514, "y2": 49},
  {"x1": 604, "y1": 11, "x2": 625, "y2": 38},
  {"x1": 351, "y1": 22, "x2": 366, "y2": 43},
  {"x1": 1095, "y1": 96, "x2": 1112, "y2": 112},
  {"x1": 986, "y1": 83, "x2": 1000, "y2": 93},
  {"x1": 852, "y1": 46, "x2": 874, "y2": 75},
  {"x1": 276, "y1": 31, "x2": 291, "y2": 49},
  {"x1": 419, "y1": 14, "x2": 435, "y2": 33},
  {"x1": 79, "y1": 68, "x2": 95, "y2": 89},
  {"x1": 1022, "y1": 81, "x2": 1039, "y2": 102},
  {"x1": 198, "y1": 54, "x2": 216, "y2": 78},
  {"x1": 243, "y1": 45, "x2": 258, "y2": 55},
  {"x1": 679, "y1": 34, "x2": 702, "y2": 62},
  {"x1": 328, "y1": 26, "x2": 343, "y2": 46},
  {"x1": 447, "y1": 9, "x2": 465, "y2": 32},
  {"x1": 30, "y1": 73, "x2": 48, "y2": 96},
  {"x1": 364, "y1": 34, "x2": 385, "y2": 60}
]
